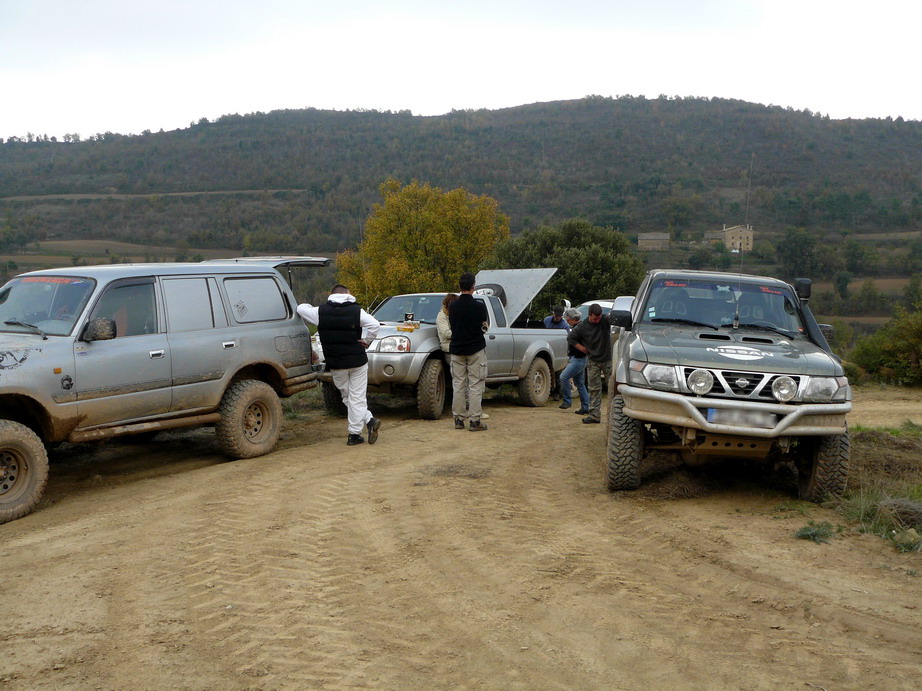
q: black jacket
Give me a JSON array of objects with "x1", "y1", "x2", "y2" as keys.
[
  {"x1": 567, "y1": 318, "x2": 611, "y2": 362},
  {"x1": 448, "y1": 294, "x2": 488, "y2": 356},
  {"x1": 318, "y1": 301, "x2": 367, "y2": 369}
]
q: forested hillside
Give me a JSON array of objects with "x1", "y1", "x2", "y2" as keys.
[{"x1": 1, "y1": 95, "x2": 920, "y2": 257}]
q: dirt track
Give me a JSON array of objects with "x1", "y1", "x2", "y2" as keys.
[{"x1": 1, "y1": 389, "x2": 920, "y2": 689}]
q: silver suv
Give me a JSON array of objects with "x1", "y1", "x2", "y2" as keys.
[{"x1": 0, "y1": 257, "x2": 328, "y2": 523}]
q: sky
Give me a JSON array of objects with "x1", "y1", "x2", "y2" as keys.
[{"x1": 2, "y1": 0, "x2": 920, "y2": 140}]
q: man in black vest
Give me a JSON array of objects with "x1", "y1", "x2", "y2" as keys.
[
  {"x1": 298, "y1": 285, "x2": 381, "y2": 445},
  {"x1": 448, "y1": 272, "x2": 489, "y2": 431}
]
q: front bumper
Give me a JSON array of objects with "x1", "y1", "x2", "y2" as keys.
[
  {"x1": 319, "y1": 351, "x2": 432, "y2": 387},
  {"x1": 619, "y1": 384, "x2": 850, "y2": 438}
]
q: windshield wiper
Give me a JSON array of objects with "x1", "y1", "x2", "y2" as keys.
[
  {"x1": 4, "y1": 319, "x2": 48, "y2": 339},
  {"x1": 650, "y1": 317, "x2": 717, "y2": 330},
  {"x1": 722, "y1": 322, "x2": 794, "y2": 338}
]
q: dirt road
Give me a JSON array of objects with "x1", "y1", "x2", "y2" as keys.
[{"x1": 1, "y1": 388, "x2": 920, "y2": 689}]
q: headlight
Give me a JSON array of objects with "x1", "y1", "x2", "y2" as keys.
[
  {"x1": 378, "y1": 335, "x2": 411, "y2": 353},
  {"x1": 628, "y1": 360, "x2": 679, "y2": 391},
  {"x1": 803, "y1": 376, "x2": 850, "y2": 402},
  {"x1": 771, "y1": 375, "x2": 798, "y2": 402},
  {"x1": 687, "y1": 368, "x2": 714, "y2": 395}
]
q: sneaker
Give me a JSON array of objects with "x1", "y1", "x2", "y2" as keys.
[
  {"x1": 367, "y1": 417, "x2": 381, "y2": 445},
  {"x1": 454, "y1": 417, "x2": 466, "y2": 430},
  {"x1": 582, "y1": 417, "x2": 601, "y2": 424},
  {"x1": 469, "y1": 420, "x2": 488, "y2": 431},
  {"x1": 347, "y1": 433, "x2": 365, "y2": 445},
  {"x1": 574, "y1": 408, "x2": 589, "y2": 415},
  {"x1": 559, "y1": 401, "x2": 571, "y2": 409}
]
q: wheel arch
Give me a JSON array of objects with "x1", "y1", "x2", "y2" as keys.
[{"x1": 0, "y1": 394, "x2": 54, "y2": 443}]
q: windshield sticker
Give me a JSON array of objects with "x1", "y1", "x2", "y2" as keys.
[
  {"x1": 705, "y1": 345, "x2": 774, "y2": 361},
  {"x1": 663, "y1": 280, "x2": 687, "y2": 287},
  {"x1": 759, "y1": 287, "x2": 783, "y2": 295},
  {"x1": 21, "y1": 276, "x2": 86, "y2": 285}
]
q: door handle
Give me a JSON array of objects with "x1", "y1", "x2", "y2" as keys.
[
  {"x1": 489, "y1": 335, "x2": 496, "y2": 339},
  {"x1": 223, "y1": 341, "x2": 237, "y2": 349},
  {"x1": 149, "y1": 350, "x2": 165, "y2": 359}
]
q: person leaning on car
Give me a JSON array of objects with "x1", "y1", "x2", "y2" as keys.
[
  {"x1": 297, "y1": 284, "x2": 382, "y2": 446},
  {"x1": 567, "y1": 303, "x2": 611, "y2": 424}
]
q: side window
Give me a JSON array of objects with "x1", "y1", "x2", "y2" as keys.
[
  {"x1": 163, "y1": 278, "x2": 214, "y2": 332},
  {"x1": 223, "y1": 277, "x2": 288, "y2": 323},
  {"x1": 488, "y1": 296, "x2": 506, "y2": 327},
  {"x1": 475, "y1": 296, "x2": 491, "y2": 326},
  {"x1": 89, "y1": 280, "x2": 157, "y2": 337}
]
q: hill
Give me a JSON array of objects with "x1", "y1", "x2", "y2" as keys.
[{"x1": 1, "y1": 96, "x2": 920, "y2": 258}]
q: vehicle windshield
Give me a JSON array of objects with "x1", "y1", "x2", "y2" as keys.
[
  {"x1": 373, "y1": 294, "x2": 447, "y2": 323},
  {"x1": 639, "y1": 278, "x2": 806, "y2": 336},
  {"x1": 0, "y1": 275, "x2": 95, "y2": 336}
]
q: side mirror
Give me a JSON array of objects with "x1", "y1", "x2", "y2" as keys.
[
  {"x1": 609, "y1": 310, "x2": 633, "y2": 329},
  {"x1": 82, "y1": 317, "x2": 117, "y2": 342},
  {"x1": 794, "y1": 278, "x2": 812, "y2": 301},
  {"x1": 818, "y1": 323, "x2": 834, "y2": 342}
]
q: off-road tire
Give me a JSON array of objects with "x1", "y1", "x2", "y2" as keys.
[
  {"x1": 797, "y1": 433, "x2": 849, "y2": 502},
  {"x1": 607, "y1": 395, "x2": 643, "y2": 491},
  {"x1": 215, "y1": 380, "x2": 283, "y2": 459},
  {"x1": 0, "y1": 421, "x2": 49, "y2": 524},
  {"x1": 517, "y1": 358, "x2": 551, "y2": 407},
  {"x1": 416, "y1": 358, "x2": 447, "y2": 419},
  {"x1": 321, "y1": 380, "x2": 347, "y2": 417}
]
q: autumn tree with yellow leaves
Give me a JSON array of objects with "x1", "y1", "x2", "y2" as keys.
[{"x1": 336, "y1": 179, "x2": 509, "y2": 304}]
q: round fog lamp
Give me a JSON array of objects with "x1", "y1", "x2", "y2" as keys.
[
  {"x1": 687, "y1": 368, "x2": 714, "y2": 395},
  {"x1": 772, "y1": 376, "x2": 797, "y2": 402}
]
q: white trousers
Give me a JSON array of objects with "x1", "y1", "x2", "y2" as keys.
[{"x1": 331, "y1": 365, "x2": 372, "y2": 434}]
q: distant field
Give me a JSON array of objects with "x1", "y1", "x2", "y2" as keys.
[
  {"x1": 850, "y1": 230, "x2": 921, "y2": 241},
  {"x1": 813, "y1": 276, "x2": 910, "y2": 296}
]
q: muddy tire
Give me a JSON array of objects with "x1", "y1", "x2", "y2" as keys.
[
  {"x1": 607, "y1": 395, "x2": 643, "y2": 491},
  {"x1": 797, "y1": 433, "x2": 849, "y2": 502},
  {"x1": 0, "y1": 421, "x2": 49, "y2": 524},
  {"x1": 215, "y1": 380, "x2": 283, "y2": 459},
  {"x1": 518, "y1": 358, "x2": 551, "y2": 407},
  {"x1": 321, "y1": 380, "x2": 347, "y2": 417},
  {"x1": 417, "y1": 358, "x2": 447, "y2": 419}
]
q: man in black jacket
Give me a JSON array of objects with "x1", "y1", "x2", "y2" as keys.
[
  {"x1": 448, "y1": 272, "x2": 489, "y2": 431},
  {"x1": 298, "y1": 285, "x2": 381, "y2": 445},
  {"x1": 567, "y1": 303, "x2": 611, "y2": 424}
]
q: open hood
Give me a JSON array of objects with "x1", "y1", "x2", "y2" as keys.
[{"x1": 474, "y1": 268, "x2": 557, "y2": 324}]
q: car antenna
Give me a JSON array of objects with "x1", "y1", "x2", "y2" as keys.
[{"x1": 733, "y1": 153, "x2": 755, "y2": 330}]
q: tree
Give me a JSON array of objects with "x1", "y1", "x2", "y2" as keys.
[
  {"x1": 776, "y1": 227, "x2": 819, "y2": 279},
  {"x1": 904, "y1": 274, "x2": 922, "y2": 311},
  {"x1": 851, "y1": 307, "x2": 922, "y2": 385},
  {"x1": 336, "y1": 179, "x2": 509, "y2": 304},
  {"x1": 484, "y1": 218, "x2": 646, "y2": 309},
  {"x1": 833, "y1": 271, "x2": 852, "y2": 300}
]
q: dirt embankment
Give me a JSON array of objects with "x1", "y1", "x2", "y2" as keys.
[{"x1": 1, "y1": 388, "x2": 920, "y2": 689}]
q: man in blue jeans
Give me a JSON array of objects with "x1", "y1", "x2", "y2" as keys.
[{"x1": 558, "y1": 308, "x2": 590, "y2": 413}]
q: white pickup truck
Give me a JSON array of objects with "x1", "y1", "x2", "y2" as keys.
[{"x1": 319, "y1": 268, "x2": 569, "y2": 419}]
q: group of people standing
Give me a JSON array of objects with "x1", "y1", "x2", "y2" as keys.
[
  {"x1": 541, "y1": 303, "x2": 612, "y2": 424},
  {"x1": 298, "y1": 274, "x2": 612, "y2": 445}
]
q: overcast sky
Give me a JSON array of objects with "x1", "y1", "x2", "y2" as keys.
[{"x1": 2, "y1": 0, "x2": 919, "y2": 140}]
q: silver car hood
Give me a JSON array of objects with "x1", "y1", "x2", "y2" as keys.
[{"x1": 474, "y1": 268, "x2": 557, "y2": 324}]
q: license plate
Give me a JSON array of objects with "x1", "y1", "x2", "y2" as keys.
[{"x1": 706, "y1": 408, "x2": 777, "y2": 429}]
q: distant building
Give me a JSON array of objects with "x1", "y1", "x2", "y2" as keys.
[
  {"x1": 637, "y1": 232, "x2": 671, "y2": 250},
  {"x1": 705, "y1": 224, "x2": 754, "y2": 251}
]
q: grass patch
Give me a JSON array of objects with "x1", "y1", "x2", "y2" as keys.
[
  {"x1": 795, "y1": 521, "x2": 838, "y2": 544},
  {"x1": 838, "y1": 424, "x2": 922, "y2": 552}
]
